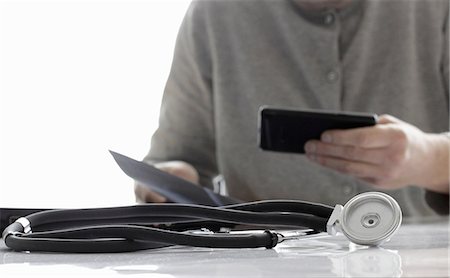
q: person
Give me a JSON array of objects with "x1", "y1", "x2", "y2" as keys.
[{"x1": 135, "y1": 0, "x2": 449, "y2": 216}]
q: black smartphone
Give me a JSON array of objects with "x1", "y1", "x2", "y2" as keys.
[{"x1": 258, "y1": 107, "x2": 378, "y2": 153}]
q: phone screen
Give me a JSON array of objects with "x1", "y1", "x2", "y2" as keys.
[{"x1": 259, "y1": 107, "x2": 377, "y2": 154}]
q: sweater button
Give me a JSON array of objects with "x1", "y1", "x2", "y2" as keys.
[
  {"x1": 327, "y1": 70, "x2": 339, "y2": 83},
  {"x1": 324, "y1": 13, "x2": 335, "y2": 25}
]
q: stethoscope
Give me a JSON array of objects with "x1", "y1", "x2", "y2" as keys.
[{"x1": 2, "y1": 192, "x2": 402, "y2": 253}]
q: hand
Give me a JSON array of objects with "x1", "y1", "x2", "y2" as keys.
[
  {"x1": 304, "y1": 115, "x2": 450, "y2": 193},
  {"x1": 134, "y1": 161, "x2": 200, "y2": 203}
]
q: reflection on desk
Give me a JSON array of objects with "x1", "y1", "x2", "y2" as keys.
[{"x1": 0, "y1": 217, "x2": 448, "y2": 277}]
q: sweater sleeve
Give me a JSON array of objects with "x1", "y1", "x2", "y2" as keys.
[
  {"x1": 442, "y1": 6, "x2": 449, "y2": 97},
  {"x1": 143, "y1": 2, "x2": 218, "y2": 188},
  {"x1": 425, "y1": 3, "x2": 450, "y2": 215}
]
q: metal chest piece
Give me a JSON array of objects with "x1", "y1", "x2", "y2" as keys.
[{"x1": 327, "y1": 192, "x2": 402, "y2": 246}]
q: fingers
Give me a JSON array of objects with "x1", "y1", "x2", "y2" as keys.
[
  {"x1": 134, "y1": 183, "x2": 167, "y2": 203},
  {"x1": 308, "y1": 154, "x2": 384, "y2": 179},
  {"x1": 134, "y1": 161, "x2": 200, "y2": 203},
  {"x1": 304, "y1": 114, "x2": 413, "y2": 189},
  {"x1": 154, "y1": 161, "x2": 200, "y2": 185},
  {"x1": 320, "y1": 125, "x2": 394, "y2": 148},
  {"x1": 377, "y1": 114, "x2": 403, "y2": 125},
  {"x1": 305, "y1": 140, "x2": 386, "y2": 164},
  {"x1": 320, "y1": 119, "x2": 407, "y2": 149}
]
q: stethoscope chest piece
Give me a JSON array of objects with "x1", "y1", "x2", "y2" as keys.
[{"x1": 327, "y1": 192, "x2": 402, "y2": 246}]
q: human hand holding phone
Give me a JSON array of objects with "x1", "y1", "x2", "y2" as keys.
[
  {"x1": 259, "y1": 107, "x2": 377, "y2": 153},
  {"x1": 258, "y1": 107, "x2": 449, "y2": 193},
  {"x1": 304, "y1": 115, "x2": 449, "y2": 193}
]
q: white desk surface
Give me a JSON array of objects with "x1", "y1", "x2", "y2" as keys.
[{"x1": 1, "y1": 217, "x2": 448, "y2": 278}]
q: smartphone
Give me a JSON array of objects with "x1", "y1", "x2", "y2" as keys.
[{"x1": 258, "y1": 107, "x2": 378, "y2": 153}]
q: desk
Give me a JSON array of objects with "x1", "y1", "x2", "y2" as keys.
[{"x1": 1, "y1": 217, "x2": 448, "y2": 277}]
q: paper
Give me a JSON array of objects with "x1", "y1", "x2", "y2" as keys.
[{"x1": 110, "y1": 151, "x2": 240, "y2": 206}]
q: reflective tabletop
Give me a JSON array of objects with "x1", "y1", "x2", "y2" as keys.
[{"x1": 1, "y1": 217, "x2": 448, "y2": 277}]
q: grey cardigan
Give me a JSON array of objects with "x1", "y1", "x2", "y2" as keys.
[{"x1": 146, "y1": 0, "x2": 449, "y2": 217}]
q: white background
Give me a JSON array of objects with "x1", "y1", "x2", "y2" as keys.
[{"x1": 0, "y1": 0, "x2": 191, "y2": 208}]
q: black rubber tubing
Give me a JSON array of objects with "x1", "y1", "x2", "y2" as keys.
[
  {"x1": 3, "y1": 200, "x2": 332, "y2": 253},
  {"x1": 26, "y1": 201, "x2": 332, "y2": 231},
  {"x1": 5, "y1": 226, "x2": 278, "y2": 253}
]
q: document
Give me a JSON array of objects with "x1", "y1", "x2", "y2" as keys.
[{"x1": 110, "y1": 151, "x2": 240, "y2": 206}]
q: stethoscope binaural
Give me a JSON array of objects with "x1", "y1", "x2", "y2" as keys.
[{"x1": 2, "y1": 192, "x2": 402, "y2": 253}]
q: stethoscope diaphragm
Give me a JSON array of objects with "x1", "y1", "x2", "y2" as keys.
[{"x1": 327, "y1": 192, "x2": 402, "y2": 246}]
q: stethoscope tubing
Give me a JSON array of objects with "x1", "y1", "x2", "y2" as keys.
[
  {"x1": 26, "y1": 203, "x2": 331, "y2": 231},
  {"x1": 3, "y1": 200, "x2": 333, "y2": 253}
]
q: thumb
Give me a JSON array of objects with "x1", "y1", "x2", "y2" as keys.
[
  {"x1": 377, "y1": 114, "x2": 403, "y2": 125},
  {"x1": 134, "y1": 183, "x2": 167, "y2": 203},
  {"x1": 154, "y1": 161, "x2": 200, "y2": 184}
]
